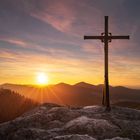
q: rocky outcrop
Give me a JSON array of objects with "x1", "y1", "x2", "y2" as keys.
[
  {"x1": 0, "y1": 103, "x2": 139, "y2": 140},
  {"x1": 52, "y1": 134, "x2": 96, "y2": 140}
]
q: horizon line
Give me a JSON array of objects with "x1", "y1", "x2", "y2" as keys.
[{"x1": 0, "y1": 82, "x2": 140, "y2": 90}]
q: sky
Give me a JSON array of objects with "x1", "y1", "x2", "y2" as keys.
[{"x1": 0, "y1": 0, "x2": 140, "y2": 88}]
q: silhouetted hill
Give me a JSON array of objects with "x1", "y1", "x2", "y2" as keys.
[
  {"x1": 74, "y1": 82, "x2": 96, "y2": 89},
  {"x1": 55, "y1": 82, "x2": 72, "y2": 87},
  {"x1": 0, "y1": 83, "x2": 140, "y2": 107},
  {"x1": 0, "y1": 88, "x2": 38, "y2": 123}
]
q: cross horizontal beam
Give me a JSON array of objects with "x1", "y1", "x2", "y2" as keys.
[
  {"x1": 109, "y1": 35, "x2": 130, "y2": 39},
  {"x1": 84, "y1": 36, "x2": 104, "y2": 39},
  {"x1": 84, "y1": 36, "x2": 103, "y2": 40},
  {"x1": 84, "y1": 35, "x2": 130, "y2": 40}
]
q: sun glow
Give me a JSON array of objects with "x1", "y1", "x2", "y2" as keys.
[{"x1": 36, "y1": 72, "x2": 49, "y2": 85}]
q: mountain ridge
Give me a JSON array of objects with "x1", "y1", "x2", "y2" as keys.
[
  {"x1": 0, "y1": 82, "x2": 140, "y2": 106},
  {"x1": 1, "y1": 82, "x2": 139, "y2": 90}
]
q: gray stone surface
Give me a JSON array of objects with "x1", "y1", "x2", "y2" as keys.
[{"x1": 0, "y1": 104, "x2": 139, "y2": 140}]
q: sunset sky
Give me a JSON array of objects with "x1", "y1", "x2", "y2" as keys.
[{"x1": 0, "y1": 0, "x2": 140, "y2": 88}]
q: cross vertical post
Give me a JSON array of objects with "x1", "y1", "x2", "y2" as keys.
[
  {"x1": 84, "y1": 16, "x2": 129, "y2": 111},
  {"x1": 104, "y1": 16, "x2": 110, "y2": 110}
]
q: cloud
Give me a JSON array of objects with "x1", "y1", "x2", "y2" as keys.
[
  {"x1": 0, "y1": 37, "x2": 71, "y2": 56},
  {"x1": 0, "y1": 49, "x2": 20, "y2": 60},
  {"x1": 30, "y1": 0, "x2": 76, "y2": 33},
  {"x1": 30, "y1": 0, "x2": 102, "y2": 35},
  {"x1": 0, "y1": 38, "x2": 26, "y2": 47},
  {"x1": 0, "y1": 0, "x2": 140, "y2": 87},
  {"x1": 32, "y1": 12, "x2": 73, "y2": 33}
]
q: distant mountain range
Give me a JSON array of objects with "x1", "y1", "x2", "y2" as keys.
[{"x1": 1, "y1": 82, "x2": 140, "y2": 107}]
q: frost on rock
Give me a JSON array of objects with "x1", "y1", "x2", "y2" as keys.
[
  {"x1": 46, "y1": 106, "x2": 81, "y2": 122},
  {"x1": 52, "y1": 134, "x2": 96, "y2": 140},
  {"x1": 0, "y1": 103, "x2": 140, "y2": 140},
  {"x1": 8, "y1": 128, "x2": 52, "y2": 140},
  {"x1": 110, "y1": 106, "x2": 140, "y2": 120},
  {"x1": 83, "y1": 105, "x2": 103, "y2": 111},
  {"x1": 105, "y1": 137, "x2": 131, "y2": 140},
  {"x1": 64, "y1": 116, "x2": 120, "y2": 139}
]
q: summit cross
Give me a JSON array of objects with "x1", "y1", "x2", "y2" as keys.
[{"x1": 84, "y1": 16, "x2": 130, "y2": 111}]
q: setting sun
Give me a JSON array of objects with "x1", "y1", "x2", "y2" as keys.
[{"x1": 36, "y1": 72, "x2": 49, "y2": 85}]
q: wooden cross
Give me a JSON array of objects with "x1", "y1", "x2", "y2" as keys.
[{"x1": 84, "y1": 16, "x2": 130, "y2": 111}]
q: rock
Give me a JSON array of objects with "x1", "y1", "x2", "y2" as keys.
[
  {"x1": 0, "y1": 103, "x2": 140, "y2": 140},
  {"x1": 105, "y1": 137, "x2": 131, "y2": 140},
  {"x1": 52, "y1": 134, "x2": 96, "y2": 140},
  {"x1": 8, "y1": 128, "x2": 51, "y2": 140},
  {"x1": 47, "y1": 120, "x2": 64, "y2": 129},
  {"x1": 47, "y1": 107, "x2": 81, "y2": 122},
  {"x1": 64, "y1": 116, "x2": 120, "y2": 139}
]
